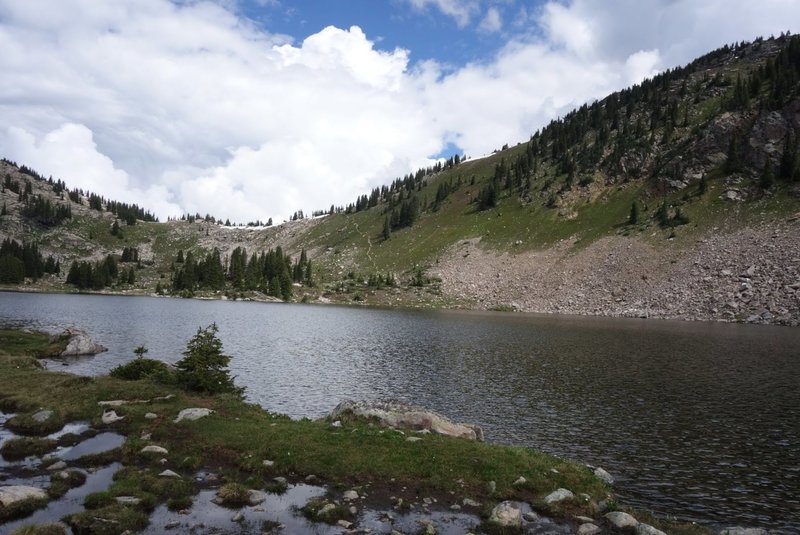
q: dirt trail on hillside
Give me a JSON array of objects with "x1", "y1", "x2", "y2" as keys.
[{"x1": 433, "y1": 218, "x2": 800, "y2": 326}]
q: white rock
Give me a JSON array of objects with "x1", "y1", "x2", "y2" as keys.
[
  {"x1": 605, "y1": 511, "x2": 639, "y2": 529},
  {"x1": 317, "y1": 503, "x2": 337, "y2": 517},
  {"x1": 513, "y1": 476, "x2": 527, "y2": 485},
  {"x1": 116, "y1": 496, "x2": 141, "y2": 505},
  {"x1": 343, "y1": 490, "x2": 359, "y2": 501},
  {"x1": 141, "y1": 445, "x2": 168, "y2": 454},
  {"x1": 174, "y1": 408, "x2": 213, "y2": 423},
  {"x1": 636, "y1": 524, "x2": 667, "y2": 535},
  {"x1": 0, "y1": 485, "x2": 47, "y2": 506},
  {"x1": 578, "y1": 523, "x2": 601, "y2": 535},
  {"x1": 46, "y1": 461, "x2": 67, "y2": 471},
  {"x1": 462, "y1": 498, "x2": 481, "y2": 507},
  {"x1": 159, "y1": 469, "x2": 180, "y2": 478},
  {"x1": 594, "y1": 467, "x2": 614, "y2": 484},
  {"x1": 232, "y1": 510, "x2": 244, "y2": 522},
  {"x1": 98, "y1": 400, "x2": 127, "y2": 407},
  {"x1": 331, "y1": 420, "x2": 342, "y2": 428},
  {"x1": 60, "y1": 328, "x2": 107, "y2": 356},
  {"x1": 337, "y1": 520, "x2": 353, "y2": 529},
  {"x1": 406, "y1": 436, "x2": 423, "y2": 442},
  {"x1": 544, "y1": 488, "x2": 574, "y2": 504},
  {"x1": 102, "y1": 410, "x2": 124, "y2": 424},
  {"x1": 145, "y1": 413, "x2": 158, "y2": 420},
  {"x1": 489, "y1": 501, "x2": 522, "y2": 527},
  {"x1": 262, "y1": 460, "x2": 275, "y2": 467}
]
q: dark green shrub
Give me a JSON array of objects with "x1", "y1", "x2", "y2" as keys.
[
  {"x1": 175, "y1": 324, "x2": 243, "y2": 396},
  {"x1": 109, "y1": 358, "x2": 172, "y2": 382}
]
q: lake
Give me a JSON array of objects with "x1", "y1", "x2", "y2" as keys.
[{"x1": 1, "y1": 291, "x2": 798, "y2": 532}]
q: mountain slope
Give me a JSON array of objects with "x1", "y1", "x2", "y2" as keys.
[{"x1": 1, "y1": 35, "x2": 799, "y2": 324}]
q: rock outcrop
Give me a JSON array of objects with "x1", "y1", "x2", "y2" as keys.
[
  {"x1": 0, "y1": 485, "x2": 47, "y2": 506},
  {"x1": 329, "y1": 400, "x2": 483, "y2": 440},
  {"x1": 59, "y1": 328, "x2": 107, "y2": 356}
]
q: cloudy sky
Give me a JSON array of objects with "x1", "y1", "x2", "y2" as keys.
[{"x1": 1, "y1": 0, "x2": 798, "y2": 223}]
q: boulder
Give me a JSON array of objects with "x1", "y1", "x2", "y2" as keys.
[
  {"x1": 248, "y1": 490, "x2": 267, "y2": 506},
  {"x1": 636, "y1": 524, "x2": 667, "y2": 535},
  {"x1": 329, "y1": 400, "x2": 483, "y2": 440},
  {"x1": 594, "y1": 467, "x2": 614, "y2": 484},
  {"x1": 489, "y1": 501, "x2": 522, "y2": 528},
  {"x1": 0, "y1": 485, "x2": 47, "y2": 506},
  {"x1": 605, "y1": 511, "x2": 639, "y2": 529},
  {"x1": 343, "y1": 490, "x2": 359, "y2": 501},
  {"x1": 174, "y1": 408, "x2": 214, "y2": 423},
  {"x1": 578, "y1": 524, "x2": 601, "y2": 535},
  {"x1": 544, "y1": 488, "x2": 574, "y2": 504},
  {"x1": 158, "y1": 469, "x2": 180, "y2": 478},
  {"x1": 59, "y1": 328, "x2": 108, "y2": 357}
]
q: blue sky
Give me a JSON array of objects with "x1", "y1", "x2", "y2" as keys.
[
  {"x1": 237, "y1": 0, "x2": 513, "y2": 68},
  {"x1": 1, "y1": 0, "x2": 799, "y2": 222}
]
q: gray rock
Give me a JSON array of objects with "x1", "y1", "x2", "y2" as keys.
[
  {"x1": 32, "y1": 410, "x2": 53, "y2": 423},
  {"x1": 232, "y1": 510, "x2": 244, "y2": 522},
  {"x1": 263, "y1": 460, "x2": 275, "y2": 467},
  {"x1": 578, "y1": 523, "x2": 601, "y2": 535},
  {"x1": 141, "y1": 445, "x2": 168, "y2": 454},
  {"x1": 337, "y1": 520, "x2": 353, "y2": 529},
  {"x1": 165, "y1": 521, "x2": 180, "y2": 530},
  {"x1": 116, "y1": 496, "x2": 142, "y2": 505},
  {"x1": 343, "y1": 490, "x2": 359, "y2": 501},
  {"x1": 720, "y1": 529, "x2": 768, "y2": 535},
  {"x1": 248, "y1": 489, "x2": 266, "y2": 506},
  {"x1": 145, "y1": 413, "x2": 158, "y2": 420},
  {"x1": 523, "y1": 511, "x2": 540, "y2": 522},
  {"x1": 513, "y1": 476, "x2": 527, "y2": 485},
  {"x1": 489, "y1": 501, "x2": 522, "y2": 528},
  {"x1": 60, "y1": 328, "x2": 107, "y2": 356},
  {"x1": 462, "y1": 498, "x2": 481, "y2": 507},
  {"x1": 317, "y1": 503, "x2": 336, "y2": 517},
  {"x1": 46, "y1": 460, "x2": 67, "y2": 471},
  {"x1": 329, "y1": 399, "x2": 483, "y2": 440},
  {"x1": 331, "y1": 420, "x2": 342, "y2": 428},
  {"x1": 593, "y1": 467, "x2": 614, "y2": 484},
  {"x1": 159, "y1": 469, "x2": 180, "y2": 478},
  {"x1": 544, "y1": 488, "x2": 574, "y2": 504},
  {"x1": 174, "y1": 408, "x2": 214, "y2": 423},
  {"x1": 605, "y1": 511, "x2": 639, "y2": 529},
  {"x1": 0, "y1": 485, "x2": 47, "y2": 506},
  {"x1": 406, "y1": 436, "x2": 423, "y2": 442},
  {"x1": 636, "y1": 524, "x2": 667, "y2": 535}
]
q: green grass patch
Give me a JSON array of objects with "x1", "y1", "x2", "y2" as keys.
[
  {"x1": 0, "y1": 437, "x2": 57, "y2": 461},
  {"x1": 0, "y1": 497, "x2": 49, "y2": 523},
  {"x1": 0, "y1": 329, "x2": 66, "y2": 358},
  {"x1": 47, "y1": 470, "x2": 87, "y2": 499},
  {"x1": 215, "y1": 482, "x2": 250, "y2": 507},
  {"x1": 65, "y1": 503, "x2": 149, "y2": 535}
]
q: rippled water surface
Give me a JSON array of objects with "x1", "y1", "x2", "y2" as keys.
[{"x1": 1, "y1": 291, "x2": 798, "y2": 531}]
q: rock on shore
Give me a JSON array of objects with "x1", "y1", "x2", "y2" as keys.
[
  {"x1": 329, "y1": 400, "x2": 484, "y2": 440},
  {"x1": 59, "y1": 328, "x2": 108, "y2": 356}
]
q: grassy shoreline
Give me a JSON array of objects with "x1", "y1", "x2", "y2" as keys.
[{"x1": 0, "y1": 328, "x2": 707, "y2": 534}]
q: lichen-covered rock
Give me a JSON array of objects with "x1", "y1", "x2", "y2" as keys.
[
  {"x1": 489, "y1": 501, "x2": 522, "y2": 527},
  {"x1": 329, "y1": 400, "x2": 483, "y2": 440}
]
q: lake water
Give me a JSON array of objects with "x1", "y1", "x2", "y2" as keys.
[{"x1": 1, "y1": 291, "x2": 798, "y2": 532}]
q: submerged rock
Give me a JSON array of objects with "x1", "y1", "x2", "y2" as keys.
[
  {"x1": 59, "y1": 328, "x2": 108, "y2": 357},
  {"x1": 0, "y1": 485, "x2": 47, "y2": 506},
  {"x1": 329, "y1": 400, "x2": 484, "y2": 440}
]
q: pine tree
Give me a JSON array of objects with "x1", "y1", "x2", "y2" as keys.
[
  {"x1": 628, "y1": 201, "x2": 639, "y2": 225},
  {"x1": 760, "y1": 162, "x2": 775, "y2": 189},
  {"x1": 175, "y1": 324, "x2": 243, "y2": 396},
  {"x1": 382, "y1": 216, "x2": 391, "y2": 241}
]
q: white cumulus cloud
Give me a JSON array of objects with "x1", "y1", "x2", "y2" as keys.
[{"x1": 0, "y1": 0, "x2": 798, "y2": 223}]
